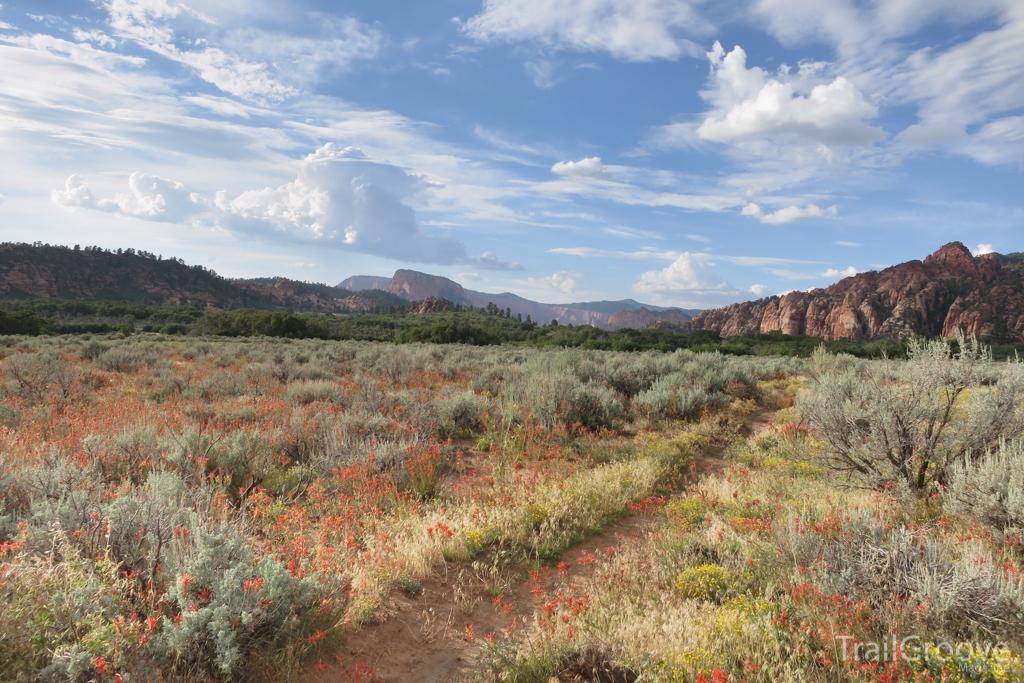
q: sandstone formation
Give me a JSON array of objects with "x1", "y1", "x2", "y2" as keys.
[
  {"x1": 409, "y1": 297, "x2": 456, "y2": 314},
  {"x1": 688, "y1": 243, "x2": 1024, "y2": 343}
]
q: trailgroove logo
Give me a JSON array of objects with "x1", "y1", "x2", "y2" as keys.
[{"x1": 835, "y1": 635, "x2": 1013, "y2": 663}]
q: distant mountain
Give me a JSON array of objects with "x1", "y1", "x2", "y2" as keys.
[
  {"x1": 339, "y1": 268, "x2": 695, "y2": 329},
  {"x1": 0, "y1": 243, "x2": 399, "y2": 313},
  {"x1": 687, "y1": 242, "x2": 1024, "y2": 343},
  {"x1": 605, "y1": 307, "x2": 693, "y2": 330},
  {"x1": 0, "y1": 242, "x2": 693, "y2": 329},
  {"x1": 338, "y1": 275, "x2": 392, "y2": 292},
  {"x1": 562, "y1": 299, "x2": 700, "y2": 317}
]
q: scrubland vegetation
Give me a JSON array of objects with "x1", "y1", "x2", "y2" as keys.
[
  {"x1": 1, "y1": 331, "x2": 1023, "y2": 682},
  {"x1": 0, "y1": 297, "x2": 962, "y2": 358}
]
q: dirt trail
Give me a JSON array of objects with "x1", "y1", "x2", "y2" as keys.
[{"x1": 300, "y1": 408, "x2": 775, "y2": 683}]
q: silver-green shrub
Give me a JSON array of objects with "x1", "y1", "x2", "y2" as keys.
[
  {"x1": 947, "y1": 439, "x2": 1024, "y2": 536},
  {"x1": 799, "y1": 336, "x2": 1024, "y2": 490}
]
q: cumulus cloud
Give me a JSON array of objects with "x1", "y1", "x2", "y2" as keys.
[
  {"x1": 749, "y1": 283, "x2": 770, "y2": 296},
  {"x1": 551, "y1": 156, "x2": 610, "y2": 179},
  {"x1": 218, "y1": 143, "x2": 520, "y2": 269},
  {"x1": 51, "y1": 174, "x2": 98, "y2": 207},
  {"x1": 53, "y1": 172, "x2": 205, "y2": 222},
  {"x1": 633, "y1": 252, "x2": 739, "y2": 297},
  {"x1": 697, "y1": 42, "x2": 883, "y2": 147},
  {"x1": 973, "y1": 243, "x2": 995, "y2": 256},
  {"x1": 100, "y1": 172, "x2": 205, "y2": 221},
  {"x1": 823, "y1": 266, "x2": 858, "y2": 278},
  {"x1": 741, "y1": 202, "x2": 838, "y2": 224},
  {"x1": 462, "y1": 0, "x2": 707, "y2": 62},
  {"x1": 529, "y1": 271, "x2": 580, "y2": 294}
]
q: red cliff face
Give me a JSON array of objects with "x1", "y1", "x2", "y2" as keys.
[
  {"x1": 385, "y1": 270, "x2": 471, "y2": 305},
  {"x1": 688, "y1": 243, "x2": 1024, "y2": 343}
]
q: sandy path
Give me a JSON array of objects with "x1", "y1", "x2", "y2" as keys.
[{"x1": 299, "y1": 408, "x2": 774, "y2": 683}]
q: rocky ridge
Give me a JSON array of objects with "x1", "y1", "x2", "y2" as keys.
[
  {"x1": 687, "y1": 242, "x2": 1024, "y2": 342},
  {"x1": 0, "y1": 243, "x2": 373, "y2": 313},
  {"x1": 344, "y1": 269, "x2": 693, "y2": 329}
]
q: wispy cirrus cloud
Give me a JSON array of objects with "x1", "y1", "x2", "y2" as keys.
[{"x1": 461, "y1": 0, "x2": 709, "y2": 62}]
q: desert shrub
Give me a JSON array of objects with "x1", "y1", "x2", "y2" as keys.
[
  {"x1": 434, "y1": 390, "x2": 484, "y2": 438},
  {"x1": 0, "y1": 403, "x2": 22, "y2": 429},
  {"x1": 503, "y1": 353, "x2": 625, "y2": 432},
  {"x1": 189, "y1": 369, "x2": 248, "y2": 400},
  {"x1": 2, "y1": 471, "x2": 341, "y2": 680},
  {"x1": 666, "y1": 497, "x2": 714, "y2": 529},
  {"x1": 598, "y1": 351, "x2": 670, "y2": 397},
  {"x1": 0, "y1": 536, "x2": 139, "y2": 682},
  {"x1": 779, "y1": 509, "x2": 1024, "y2": 639},
  {"x1": 180, "y1": 341, "x2": 214, "y2": 359},
  {"x1": 78, "y1": 339, "x2": 107, "y2": 361},
  {"x1": 947, "y1": 439, "x2": 1024, "y2": 536},
  {"x1": 286, "y1": 379, "x2": 344, "y2": 405},
  {"x1": 155, "y1": 524, "x2": 329, "y2": 678},
  {"x1": 2, "y1": 352, "x2": 80, "y2": 402},
  {"x1": 95, "y1": 346, "x2": 153, "y2": 373},
  {"x1": 799, "y1": 335, "x2": 1024, "y2": 490},
  {"x1": 633, "y1": 352, "x2": 753, "y2": 420},
  {"x1": 374, "y1": 346, "x2": 423, "y2": 385},
  {"x1": 675, "y1": 564, "x2": 734, "y2": 602},
  {"x1": 90, "y1": 423, "x2": 161, "y2": 484}
]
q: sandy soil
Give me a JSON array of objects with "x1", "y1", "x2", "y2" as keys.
[{"x1": 299, "y1": 409, "x2": 774, "y2": 683}]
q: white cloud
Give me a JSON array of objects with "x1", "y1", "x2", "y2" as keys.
[
  {"x1": 686, "y1": 233, "x2": 711, "y2": 243},
  {"x1": 823, "y1": 266, "x2": 858, "y2": 278},
  {"x1": 218, "y1": 143, "x2": 521, "y2": 269},
  {"x1": 223, "y1": 19, "x2": 385, "y2": 88},
  {"x1": 530, "y1": 176, "x2": 741, "y2": 212},
  {"x1": 973, "y1": 243, "x2": 995, "y2": 256},
  {"x1": 753, "y1": 0, "x2": 1024, "y2": 166},
  {"x1": 697, "y1": 42, "x2": 883, "y2": 147},
  {"x1": 529, "y1": 270, "x2": 580, "y2": 294},
  {"x1": 54, "y1": 172, "x2": 205, "y2": 222},
  {"x1": 768, "y1": 265, "x2": 858, "y2": 280},
  {"x1": 749, "y1": 283, "x2": 770, "y2": 296},
  {"x1": 633, "y1": 252, "x2": 738, "y2": 295},
  {"x1": 462, "y1": 0, "x2": 707, "y2": 62},
  {"x1": 102, "y1": 0, "x2": 293, "y2": 102},
  {"x1": 549, "y1": 246, "x2": 821, "y2": 267},
  {"x1": 603, "y1": 225, "x2": 663, "y2": 240},
  {"x1": 72, "y1": 29, "x2": 117, "y2": 48},
  {"x1": 551, "y1": 156, "x2": 610, "y2": 179},
  {"x1": 51, "y1": 174, "x2": 98, "y2": 208},
  {"x1": 473, "y1": 251, "x2": 524, "y2": 270},
  {"x1": 835, "y1": 240, "x2": 861, "y2": 246},
  {"x1": 742, "y1": 202, "x2": 838, "y2": 224},
  {"x1": 103, "y1": 0, "x2": 382, "y2": 101},
  {"x1": 524, "y1": 58, "x2": 558, "y2": 88}
]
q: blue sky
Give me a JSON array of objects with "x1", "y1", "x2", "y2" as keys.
[{"x1": 1, "y1": 0, "x2": 1022, "y2": 308}]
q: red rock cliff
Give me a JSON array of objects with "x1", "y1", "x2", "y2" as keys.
[{"x1": 688, "y1": 243, "x2": 1023, "y2": 342}]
